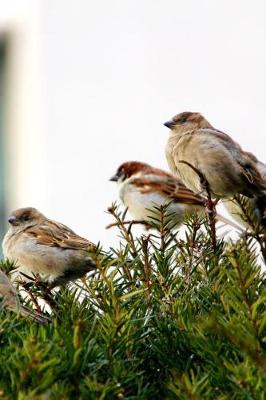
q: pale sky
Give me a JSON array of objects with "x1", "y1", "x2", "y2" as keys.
[{"x1": 1, "y1": 0, "x2": 266, "y2": 248}]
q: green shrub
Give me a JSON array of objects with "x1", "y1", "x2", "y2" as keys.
[{"x1": 0, "y1": 205, "x2": 266, "y2": 399}]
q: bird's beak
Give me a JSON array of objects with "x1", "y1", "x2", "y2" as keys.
[
  {"x1": 164, "y1": 120, "x2": 175, "y2": 129},
  {"x1": 8, "y1": 216, "x2": 19, "y2": 226},
  {"x1": 109, "y1": 174, "x2": 119, "y2": 182}
]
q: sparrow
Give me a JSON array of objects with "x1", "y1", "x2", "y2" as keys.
[
  {"x1": 222, "y1": 153, "x2": 266, "y2": 228},
  {"x1": 164, "y1": 112, "x2": 266, "y2": 199},
  {"x1": 110, "y1": 161, "x2": 242, "y2": 230},
  {"x1": 2, "y1": 207, "x2": 97, "y2": 287},
  {"x1": 0, "y1": 270, "x2": 50, "y2": 323}
]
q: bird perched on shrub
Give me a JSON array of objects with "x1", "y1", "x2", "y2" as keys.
[
  {"x1": 110, "y1": 161, "x2": 241, "y2": 230},
  {"x1": 2, "y1": 207, "x2": 98, "y2": 287},
  {"x1": 164, "y1": 112, "x2": 266, "y2": 199}
]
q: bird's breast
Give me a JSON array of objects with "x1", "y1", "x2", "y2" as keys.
[
  {"x1": 119, "y1": 183, "x2": 167, "y2": 220},
  {"x1": 2, "y1": 231, "x2": 88, "y2": 281}
]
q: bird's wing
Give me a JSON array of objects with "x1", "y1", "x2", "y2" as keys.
[
  {"x1": 198, "y1": 128, "x2": 241, "y2": 149},
  {"x1": 131, "y1": 177, "x2": 205, "y2": 206},
  {"x1": 238, "y1": 154, "x2": 266, "y2": 195},
  {"x1": 171, "y1": 181, "x2": 205, "y2": 205},
  {"x1": 25, "y1": 220, "x2": 95, "y2": 251}
]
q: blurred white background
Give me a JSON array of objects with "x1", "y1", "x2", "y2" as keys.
[{"x1": 0, "y1": 0, "x2": 265, "y2": 248}]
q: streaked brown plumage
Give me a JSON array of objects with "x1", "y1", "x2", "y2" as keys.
[
  {"x1": 223, "y1": 153, "x2": 266, "y2": 228},
  {"x1": 110, "y1": 161, "x2": 242, "y2": 230},
  {"x1": 2, "y1": 207, "x2": 97, "y2": 287},
  {"x1": 164, "y1": 112, "x2": 266, "y2": 199}
]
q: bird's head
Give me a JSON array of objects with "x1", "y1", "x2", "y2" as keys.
[
  {"x1": 7, "y1": 207, "x2": 45, "y2": 229},
  {"x1": 109, "y1": 161, "x2": 153, "y2": 183},
  {"x1": 164, "y1": 111, "x2": 212, "y2": 132}
]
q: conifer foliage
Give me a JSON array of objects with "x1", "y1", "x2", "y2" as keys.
[{"x1": 0, "y1": 204, "x2": 266, "y2": 399}]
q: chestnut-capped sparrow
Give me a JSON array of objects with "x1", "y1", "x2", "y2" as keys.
[
  {"x1": 164, "y1": 112, "x2": 266, "y2": 199},
  {"x1": 0, "y1": 270, "x2": 50, "y2": 323},
  {"x1": 110, "y1": 161, "x2": 242, "y2": 230},
  {"x1": 2, "y1": 207, "x2": 97, "y2": 287},
  {"x1": 222, "y1": 153, "x2": 266, "y2": 228}
]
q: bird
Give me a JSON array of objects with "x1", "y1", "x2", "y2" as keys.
[
  {"x1": 222, "y1": 153, "x2": 266, "y2": 229},
  {"x1": 164, "y1": 112, "x2": 266, "y2": 199},
  {"x1": 110, "y1": 161, "x2": 242, "y2": 230},
  {"x1": 0, "y1": 270, "x2": 50, "y2": 323},
  {"x1": 2, "y1": 207, "x2": 98, "y2": 287}
]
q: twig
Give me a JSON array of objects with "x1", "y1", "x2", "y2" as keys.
[
  {"x1": 22, "y1": 284, "x2": 42, "y2": 314},
  {"x1": 107, "y1": 207, "x2": 138, "y2": 258},
  {"x1": 141, "y1": 236, "x2": 152, "y2": 292},
  {"x1": 185, "y1": 220, "x2": 201, "y2": 288},
  {"x1": 106, "y1": 220, "x2": 150, "y2": 230},
  {"x1": 179, "y1": 160, "x2": 218, "y2": 251},
  {"x1": 159, "y1": 205, "x2": 166, "y2": 251},
  {"x1": 108, "y1": 214, "x2": 180, "y2": 249}
]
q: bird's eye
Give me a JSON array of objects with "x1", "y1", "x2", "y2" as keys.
[
  {"x1": 23, "y1": 215, "x2": 30, "y2": 221},
  {"x1": 178, "y1": 116, "x2": 187, "y2": 124}
]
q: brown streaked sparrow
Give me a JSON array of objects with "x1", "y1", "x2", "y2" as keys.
[
  {"x1": 110, "y1": 161, "x2": 242, "y2": 230},
  {"x1": 2, "y1": 207, "x2": 97, "y2": 287},
  {"x1": 164, "y1": 112, "x2": 266, "y2": 199},
  {"x1": 0, "y1": 270, "x2": 50, "y2": 323},
  {"x1": 222, "y1": 153, "x2": 266, "y2": 229}
]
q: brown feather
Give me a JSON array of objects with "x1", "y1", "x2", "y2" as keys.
[
  {"x1": 165, "y1": 112, "x2": 266, "y2": 198},
  {"x1": 131, "y1": 177, "x2": 205, "y2": 206},
  {"x1": 26, "y1": 220, "x2": 95, "y2": 251}
]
